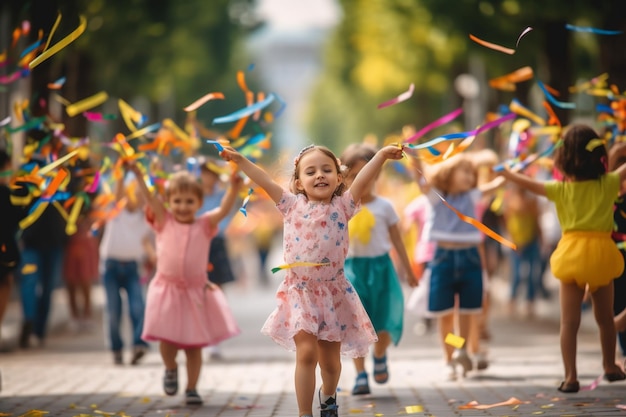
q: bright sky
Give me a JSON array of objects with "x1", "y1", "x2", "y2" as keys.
[{"x1": 255, "y1": 0, "x2": 341, "y2": 31}]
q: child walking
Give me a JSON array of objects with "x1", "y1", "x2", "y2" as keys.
[
  {"x1": 340, "y1": 143, "x2": 418, "y2": 395},
  {"x1": 130, "y1": 162, "x2": 242, "y2": 406},
  {"x1": 418, "y1": 152, "x2": 503, "y2": 380},
  {"x1": 498, "y1": 124, "x2": 626, "y2": 392},
  {"x1": 220, "y1": 144, "x2": 404, "y2": 417}
]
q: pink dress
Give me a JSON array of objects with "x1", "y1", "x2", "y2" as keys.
[
  {"x1": 261, "y1": 191, "x2": 377, "y2": 358},
  {"x1": 141, "y1": 210, "x2": 240, "y2": 349}
]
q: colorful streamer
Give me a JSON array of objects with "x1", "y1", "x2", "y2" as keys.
[
  {"x1": 488, "y1": 66, "x2": 533, "y2": 92},
  {"x1": 566, "y1": 24, "x2": 623, "y2": 35},
  {"x1": 212, "y1": 94, "x2": 276, "y2": 125},
  {"x1": 65, "y1": 91, "x2": 109, "y2": 117},
  {"x1": 239, "y1": 188, "x2": 253, "y2": 217},
  {"x1": 469, "y1": 33, "x2": 515, "y2": 55},
  {"x1": 183, "y1": 92, "x2": 225, "y2": 112},
  {"x1": 377, "y1": 83, "x2": 415, "y2": 109},
  {"x1": 404, "y1": 108, "x2": 463, "y2": 143},
  {"x1": 29, "y1": 15, "x2": 87, "y2": 69},
  {"x1": 271, "y1": 261, "x2": 331, "y2": 274},
  {"x1": 515, "y1": 26, "x2": 533, "y2": 47}
]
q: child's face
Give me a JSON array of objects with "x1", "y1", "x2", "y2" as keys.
[
  {"x1": 200, "y1": 169, "x2": 219, "y2": 195},
  {"x1": 449, "y1": 162, "x2": 475, "y2": 194},
  {"x1": 295, "y1": 150, "x2": 341, "y2": 203},
  {"x1": 344, "y1": 159, "x2": 374, "y2": 195},
  {"x1": 168, "y1": 190, "x2": 202, "y2": 224}
]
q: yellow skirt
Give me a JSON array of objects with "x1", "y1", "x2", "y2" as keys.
[{"x1": 550, "y1": 231, "x2": 624, "y2": 292}]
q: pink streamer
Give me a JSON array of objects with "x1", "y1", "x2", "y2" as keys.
[
  {"x1": 86, "y1": 171, "x2": 100, "y2": 193},
  {"x1": 404, "y1": 108, "x2": 463, "y2": 143},
  {"x1": 377, "y1": 83, "x2": 415, "y2": 109},
  {"x1": 580, "y1": 374, "x2": 603, "y2": 391}
]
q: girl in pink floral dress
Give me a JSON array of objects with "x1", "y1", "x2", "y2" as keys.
[
  {"x1": 220, "y1": 144, "x2": 405, "y2": 417},
  {"x1": 129, "y1": 163, "x2": 242, "y2": 406}
]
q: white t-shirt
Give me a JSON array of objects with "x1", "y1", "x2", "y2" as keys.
[
  {"x1": 347, "y1": 196, "x2": 399, "y2": 258},
  {"x1": 99, "y1": 208, "x2": 152, "y2": 261}
]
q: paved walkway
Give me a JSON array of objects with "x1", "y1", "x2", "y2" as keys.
[{"x1": 0, "y1": 278, "x2": 625, "y2": 416}]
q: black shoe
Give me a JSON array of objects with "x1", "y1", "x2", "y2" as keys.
[
  {"x1": 131, "y1": 346, "x2": 147, "y2": 365},
  {"x1": 185, "y1": 389, "x2": 203, "y2": 405},
  {"x1": 319, "y1": 388, "x2": 338, "y2": 417},
  {"x1": 113, "y1": 350, "x2": 123, "y2": 365},
  {"x1": 19, "y1": 321, "x2": 33, "y2": 349}
]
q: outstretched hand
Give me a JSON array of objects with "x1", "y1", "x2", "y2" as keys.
[
  {"x1": 219, "y1": 146, "x2": 244, "y2": 164},
  {"x1": 380, "y1": 144, "x2": 405, "y2": 161}
]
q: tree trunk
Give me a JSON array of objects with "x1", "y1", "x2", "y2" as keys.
[{"x1": 544, "y1": 19, "x2": 571, "y2": 125}]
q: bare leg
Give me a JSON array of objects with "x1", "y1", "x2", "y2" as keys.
[
  {"x1": 0, "y1": 273, "x2": 13, "y2": 326},
  {"x1": 457, "y1": 312, "x2": 471, "y2": 344},
  {"x1": 80, "y1": 282, "x2": 92, "y2": 319},
  {"x1": 66, "y1": 283, "x2": 79, "y2": 319},
  {"x1": 184, "y1": 347, "x2": 202, "y2": 390},
  {"x1": 589, "y1": 283, "x2": 623, "y2": 375},
  {"x1": 438, "y1": 312, "x2": 455, "y2": 362},
  {"x1": 294, "y1": 331, "x2": 318, "y2": 417},
  {"x1": 318, "y1": 340, "x2": 342, "y2": 395},
  {"x1": 559, "y1": 282, "x2": 585, "y2": 385},
  {"x1": 467, "y1": 313, "x2": 481, "y2": 355},
  {"x1": 615, "y1": 307, "x2": 626, "y2": 333},
  {"x1": 373, "y1": 331, "x2": 391, "y2": 358},
  {"x1": 160, "y1": 341, "x2": 178, "y2": 371},
  {"x1": 353, "y1": 357, "x2": 366, "y2": 374}
]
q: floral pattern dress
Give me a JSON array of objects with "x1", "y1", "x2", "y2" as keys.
[{"x1": 260, "y1": 191, "x2": 377, "y2": 358}]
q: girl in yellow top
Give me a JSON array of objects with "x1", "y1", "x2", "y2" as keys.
[{"x1": 498, "y1": 124, "x2": 626, "y2": 393}]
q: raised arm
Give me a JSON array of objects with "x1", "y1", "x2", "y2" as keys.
[
  {"x1": 220, "y1": 147, "x2": 284, "y2": 204},
  {"x1": 206, "y1": 170, "x2": 243, "y2": 227},
  {"x1": 388, "y1": 223, "x2": 418, "y2": 287},
  {"x1": 349, "y1": 145, "x2": 404, "y2": 202},
  {"x1": 127, "y1": 161, "x2": 166, "y2": 225},
  {"x1": 497, "y1": 168, "x2": 547, "y2": 196},
  {"x1": 608, "y1": 142, "x2": 626, "y2": 183}
]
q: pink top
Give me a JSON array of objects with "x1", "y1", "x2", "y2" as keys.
[
  {"x1": 403, "y1": 194, "x2": 435, "y2": 263},
  {"x1": 148, "y1": 209, "x2": 217, "y2": 280}
]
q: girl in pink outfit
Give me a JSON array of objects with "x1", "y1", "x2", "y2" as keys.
[
  {"x1": 220, "y1": 144, "x2": 404, "y2": 417},
  {"x1": 129, "y1": 163, "x2": 242, "y2": 406}
]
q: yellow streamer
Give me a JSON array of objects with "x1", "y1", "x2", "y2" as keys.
[
  {"x1": 118, "y1": 99, "x2": 145, "y2": 133},
  {"x1": 20, "y1": 201, "x2": 48, "y2": 229},
  {"x1": 65, "y1": 195, "x2": 84, "y2": 235},
  {"x1": 271, "y1": 262, "x2": 331, "y2": 273},
  {"x1": 29, "y1": 15, "x2": 87, "y2": 69},
  {"x1": 43, "y1": 13, "x2": 62, "y2": 51},
  {"x1": 38, "y1": 149, "x2": 79, "y2": 175},
  {"x1": 66, "y1": 91, "x2": 108, "y2": 117}
]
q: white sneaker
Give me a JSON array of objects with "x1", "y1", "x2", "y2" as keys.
[
  {"x1": 452, "y1": 348, "x2": 473, "y2": 376},
  {"x1": 475, "y1": 352, "x2": 489, "y2": 370},
  {"x1": 444, "y1": 362, "x2": 457, "y2": 381}
]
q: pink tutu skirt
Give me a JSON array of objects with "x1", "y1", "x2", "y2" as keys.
[
  {"x1": 142, "y1": 273, "x2": 240, "y2": 348},
  {"x1": 261, "y1": 275, "x2": 377, "y2": 358}
]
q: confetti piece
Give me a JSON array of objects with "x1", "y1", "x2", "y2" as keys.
[
  {"x1": 349, "y1": 409, "x2": 363, "y2": 414},
  {"x1": 271, "y1": 261, "x2": 331, "y2": 273},
  {"x1": 66, "y1": 91, "x2": 109, "y2": 117},
  {"x1": 444, "y1": 333, "x2": 465, "y2": 349},
  {"x1": 377, "y1": 83, "x2": 415, "y2": 109},
  {"x1": 458, "y1": 397, "x2": 527, "y2": 410},
  {"x1": 183, "y1": 92, "x2": 225, "y2": 112},
  {"x1": 616, "y1": 404, "x2": 626, "y2": 410},
  {"x1": 580, "y1": 374, "x2": 603, "y2": 391},
  {"x1": 239, "y1": 188, "x2": 253, "y2": 217},
  {"x1": 566, "y1": 24, "x2": 623, "y2": 35},
  {"x1": 29, "y1": 15, "x2": 87, "y2": 69},
  {"x1": 404, "y1": 405, "x2": 423, "y2": 414}
]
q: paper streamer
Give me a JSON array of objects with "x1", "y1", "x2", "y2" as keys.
[
  {"x1": 377, "y1": 83, "x2": 415, "y2": 109},
  {"x1": 271, "y1": 262, "x2": 331, "y2": 274},
  {"x1": 469, "y1": 33, "x2": 515, "y2": 54},
  {"x1": 580, "y1": 374, "x2": 603, "y2": 391},
  {"x1": 239, "y1": 188, "x2": 253, "y2": 217},
  {"x1": 458, "y1": 397, "x2": 526, "y2": 410},
  {"x1": 183, "y1": 92, "x2": 225, "y2": 112},
  {"x1": 29, "y1": 15, "x2": 87, "y2": 69},
  {"x1": 38, "y1": 149, "x2": 79, "y2": 175},
  {"x1": 404, "y1": 108, "x2": 463, "y2": 143},
  {"x1": 65, "y1": 195, "x2": 84, "y2": 235},
  {"x1": 565, "y1": 24, "x2": 623, "y2": 35},
  {"x1": 66, "y1": 91, "x2": 109, "y2": 117},
  {"x1": 536, "y1": 80, "x2": 576, "y2": 109},
  {"x1": 212, "y1": 94, "x2": 275, "y2": 125},
  {"x1": 516, "y1": 26, "x2": 533, "y2": 47},
  {"x1": 489, "y1": 66, "x2": 534, "y2": 92}
]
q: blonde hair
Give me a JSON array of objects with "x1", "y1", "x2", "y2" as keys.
[
  {"x1": 289, "y1": 145, "x2": 345, "y2": 197},
  {"x1": 165, "y1": 170, "x2": 203, "y2": 201},
  {"x1": 426, "y1": 154, "x2": 476, "y2": 193}
]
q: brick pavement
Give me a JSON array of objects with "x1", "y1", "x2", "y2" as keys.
[{"x1": 1, "y1": 281, "x2": 625, "y2": 417}]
